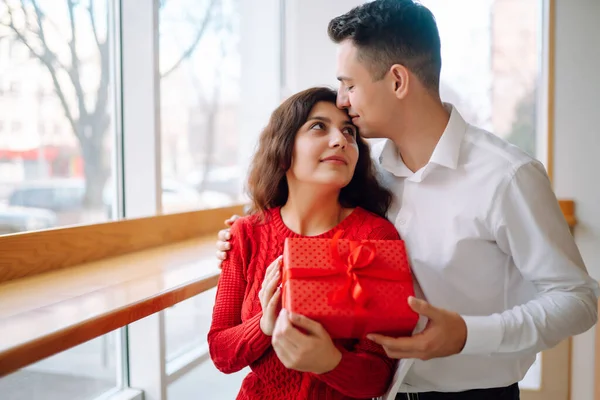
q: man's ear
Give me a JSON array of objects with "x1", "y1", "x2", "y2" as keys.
[{"x1": 390, "y1": 64, "x2": 409, "y2": 100}]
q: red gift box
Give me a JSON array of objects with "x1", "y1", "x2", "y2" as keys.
[{"x1": 282, "y1": 231, "x2": 419, "y2": 339}]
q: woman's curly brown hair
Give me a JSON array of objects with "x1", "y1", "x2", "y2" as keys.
[{"x1": 246, "y1": 86, "x2": 392, "y2": 219}]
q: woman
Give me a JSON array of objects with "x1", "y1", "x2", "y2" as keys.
[{"x1": 208, "y1": 87, "x2": 400, "y2": 400}]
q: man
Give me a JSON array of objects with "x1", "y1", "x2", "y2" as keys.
[{"x1": 216, "y1": 1, "x2": 599, "y2": 399}]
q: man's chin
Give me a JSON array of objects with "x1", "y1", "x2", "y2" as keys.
[{"x1": 357, "y1": 127, "x2": 376, "y2": 139}]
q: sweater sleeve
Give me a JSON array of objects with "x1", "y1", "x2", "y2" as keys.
[
  {"x1": 207, "y1": 219, "x2": 272, "y2": 373},
  {"x1": 314, "y1": 338, "x2": 396, "y2": 398},
  {"x1": 314, "y1": 215, "x2": 399, "y2": 397}
]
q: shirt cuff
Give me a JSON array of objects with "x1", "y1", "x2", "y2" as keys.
[{"x1": 460, "y1": 314, "x2": 504, "y2": 355}]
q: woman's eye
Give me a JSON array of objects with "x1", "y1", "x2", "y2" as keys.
[
  {"x1": 344, "y1": 127, "x2": 356, "y2": 137},
  {"x1": 311, "y1": 122, "x2": 325, "y2": 130}
]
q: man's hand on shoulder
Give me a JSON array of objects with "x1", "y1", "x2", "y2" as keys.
[{"x1": 216, "y1": 215, "x2": 241, "y2": 268}]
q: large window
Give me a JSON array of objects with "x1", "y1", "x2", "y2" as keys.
[
  {"x1": 0, "y1": 0, "x2": 118, "y2": 235},
  {"x1": 0, "y1": 0, "x2": 121, "y2": 398},
  {"x1": 0, "y1": 332, "x2": 122, "y2": 400},
  {"x1": 167, "y1": 362, "x2": 247, "y2": 400},
  {"x1": 159, "y1": 0, "x2": 242, "y2": 214},
  {"x1": 158, "y1": 0, "x2": 283, "y2": 396},
  {"x1": 159, "y1": 0, "x2": 244, "y2": 375},
  {"x1": 421, "y1": 0, "x2": 544, "y2": 160}
]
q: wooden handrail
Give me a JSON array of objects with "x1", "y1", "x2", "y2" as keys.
[
  {"x1": 0, "y1": 205, "x2": 244, "y2": 284},
  {"x1": 0, "y1": 205, "x2": 244, "y2": 377},
  {"x1": 0, "y1": 237, "x2": 220, "y2": 377}
]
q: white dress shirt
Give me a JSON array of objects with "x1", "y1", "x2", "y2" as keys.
[{"x1": 371, "y1": 104, "x2": 599, "y2": 393}]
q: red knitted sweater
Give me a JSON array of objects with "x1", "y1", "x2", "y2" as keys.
[{"x1": 208, "y1": 206, "x2": 400, "y2": 400}]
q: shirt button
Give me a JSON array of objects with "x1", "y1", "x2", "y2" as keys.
[{"x1": 398, "y1": 219, "x2": 406, "y2": 225}]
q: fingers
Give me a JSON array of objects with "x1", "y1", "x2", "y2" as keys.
[
  {"x1": 216, "y1": 228, "x2": 232, "y2": 264},
  {"x1": 261, "y1": 267, "x2": 281, "y2": 307},
  {"x1": 216, "y1": 250, "x2": 227, "y2": 261},
  {"x1": 259, "y1": 256, "x2": 282, "y2": 309},
  {"x1": 265, "y1": 256, "x2": 283, "y2": 279},
  {"x1": 217, "y1": 228, "x2": 231, "y2": 241},
  {"x1": 264, "y1": 287, "x2": 282, "y2": 320},
  {"x1": 262, "y1": 256, "x2": 282, "y2": 292},
  {"x1": 271, "y1": 332, "x2": 296, "y2": 366},
  {"x1": 366, "y1": 333, "x2": 430, "y2": 359},
  {"x1": 224, "y1": 215, "x2": 241, "y2": 227},
  {"x1": 273, "y1": 310, "x2": 302, "y2": 348},
  {"x1": 408, "y1": 297, "x2": 439, "y2": 319},
  {"x1": 288, "y1": 313, "x2": 326, "y2": 337},
  {"x1": 216, "y1": 240, "x2": 230, "y2": 252},
  {"x1": 367, "y1": 333, "x2": 422, "y2": 350},
  {"x1": 274, "y1": 310, "x2": 307, "y2": 344}
]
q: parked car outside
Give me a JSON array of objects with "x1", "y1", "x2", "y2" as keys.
[{"x1": 0, "y1": 204, "x2": 57, "y2": 235}]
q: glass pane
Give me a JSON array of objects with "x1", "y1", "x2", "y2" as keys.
[
  {"x1": 165, "y1": 287, "x2": 217, "y2": 361},
  {"x1": 420, "y1": 0, "x2": 542, "y2": 158},
  {"x1": 0, "y1": 1, "x2": 122, "y2": 398},
  {"x1": 0, "y1": 332, "x2": 120, "y2": 400},
  {"x1": 0, "y1": 0, "x2": 117, "y2": 235},
  {"x1": 168, "y1": 361, "x2": 248, "y2": 400},
  {"x1": 159, "y1": 0, "x2": 242, "y2": 214}
]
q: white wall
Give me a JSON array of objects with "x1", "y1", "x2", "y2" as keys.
[
  {"x1": 553, "y1": 1, "x2": 600, "y2": 399},
  {"x1": 283, "y1": 0, "x2": 364, "y2": 94},
  {"x1": 239, "y1": 0, "x2": 282, "y2": 170}
]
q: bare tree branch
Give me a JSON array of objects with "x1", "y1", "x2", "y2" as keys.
[
  {"x1": 161, "y1": 0, "x2": 219, "y2": 78},
  {"x1": 93, "y1": 10, "x2": 110, "y2": 122},
  {"x1": 5, "y1": 3, "x2": 77, "y2": 136},
  {"x1": 87, "y1": 0, "x2": 101, "y2": 48},
  {"x1": 64, "y1": 0, "x2": 88, "y2": 119}
]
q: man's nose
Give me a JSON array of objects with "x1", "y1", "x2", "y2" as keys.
[{"x1": 337, "y1": 90, "x2": 350, "y2": 109}]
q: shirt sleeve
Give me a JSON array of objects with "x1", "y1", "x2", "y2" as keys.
[
  {"x1": 207, "y1": 219, "x2": 272, "y2": 372},
  {"x1": 460, "y1": 161, "x2": 599, "y2": 356}
]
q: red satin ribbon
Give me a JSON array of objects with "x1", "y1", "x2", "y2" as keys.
[{"x1": 282, "y1": 230, "x2": 406, "y2": 310}]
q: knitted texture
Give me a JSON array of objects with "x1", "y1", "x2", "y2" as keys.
[{"x1": 208, "y1": 207, "x2": 400, "y2": 400}]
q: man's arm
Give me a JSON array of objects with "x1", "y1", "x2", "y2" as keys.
[
  {"x1": 461, "y1": 161, "x2": 599, "y2": 356},
  {"x1": 368, "y1": 161, "x2": 599, "y2": 360}
]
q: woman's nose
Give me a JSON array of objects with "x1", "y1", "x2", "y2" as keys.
[{"x1": 330, "y1": 130, "x2": 347, "y2": 148}]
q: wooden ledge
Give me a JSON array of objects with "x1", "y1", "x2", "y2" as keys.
[
  {"x1": 0, "y1": 236, "x2": 220, "y2": 377},
  {"x1": 0, "y1": 204, "x2": 244, "y2": 284},
  {"x1": 559, "y1": 199, "x2": 576, "y2": 228}
]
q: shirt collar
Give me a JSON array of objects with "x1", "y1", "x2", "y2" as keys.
[
  {"x1": 378, "y1": 103, "x2": 467, "y2": 177},
  {"x1": 428, "y1": 103, "x2": 467, "y2": 170},
  {"x1": 379, "y1": 139, "x2": 413, "y2": 177}
]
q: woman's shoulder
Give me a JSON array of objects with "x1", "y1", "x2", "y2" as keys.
[
  {"x1": 230, "y1": 208, "x2": 277, "y2": 235},
  {"x1": 230, "y1": 213, "x2": 260, "y2": 234},
  {"x1": 351, "y1": 207, "x2": 400, "y2": 240}
]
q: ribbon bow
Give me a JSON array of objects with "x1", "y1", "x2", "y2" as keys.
[
  {"x1": 328, "y1": 230, "x2": 377, "y2": 308},
  {"x1": 283, "y1": 230, "x2": 405, "y2": 310}
]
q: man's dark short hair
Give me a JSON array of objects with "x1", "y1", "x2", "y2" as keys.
[{"x1": 328, "y1": 0, "x2": 442, "y2": 92}]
